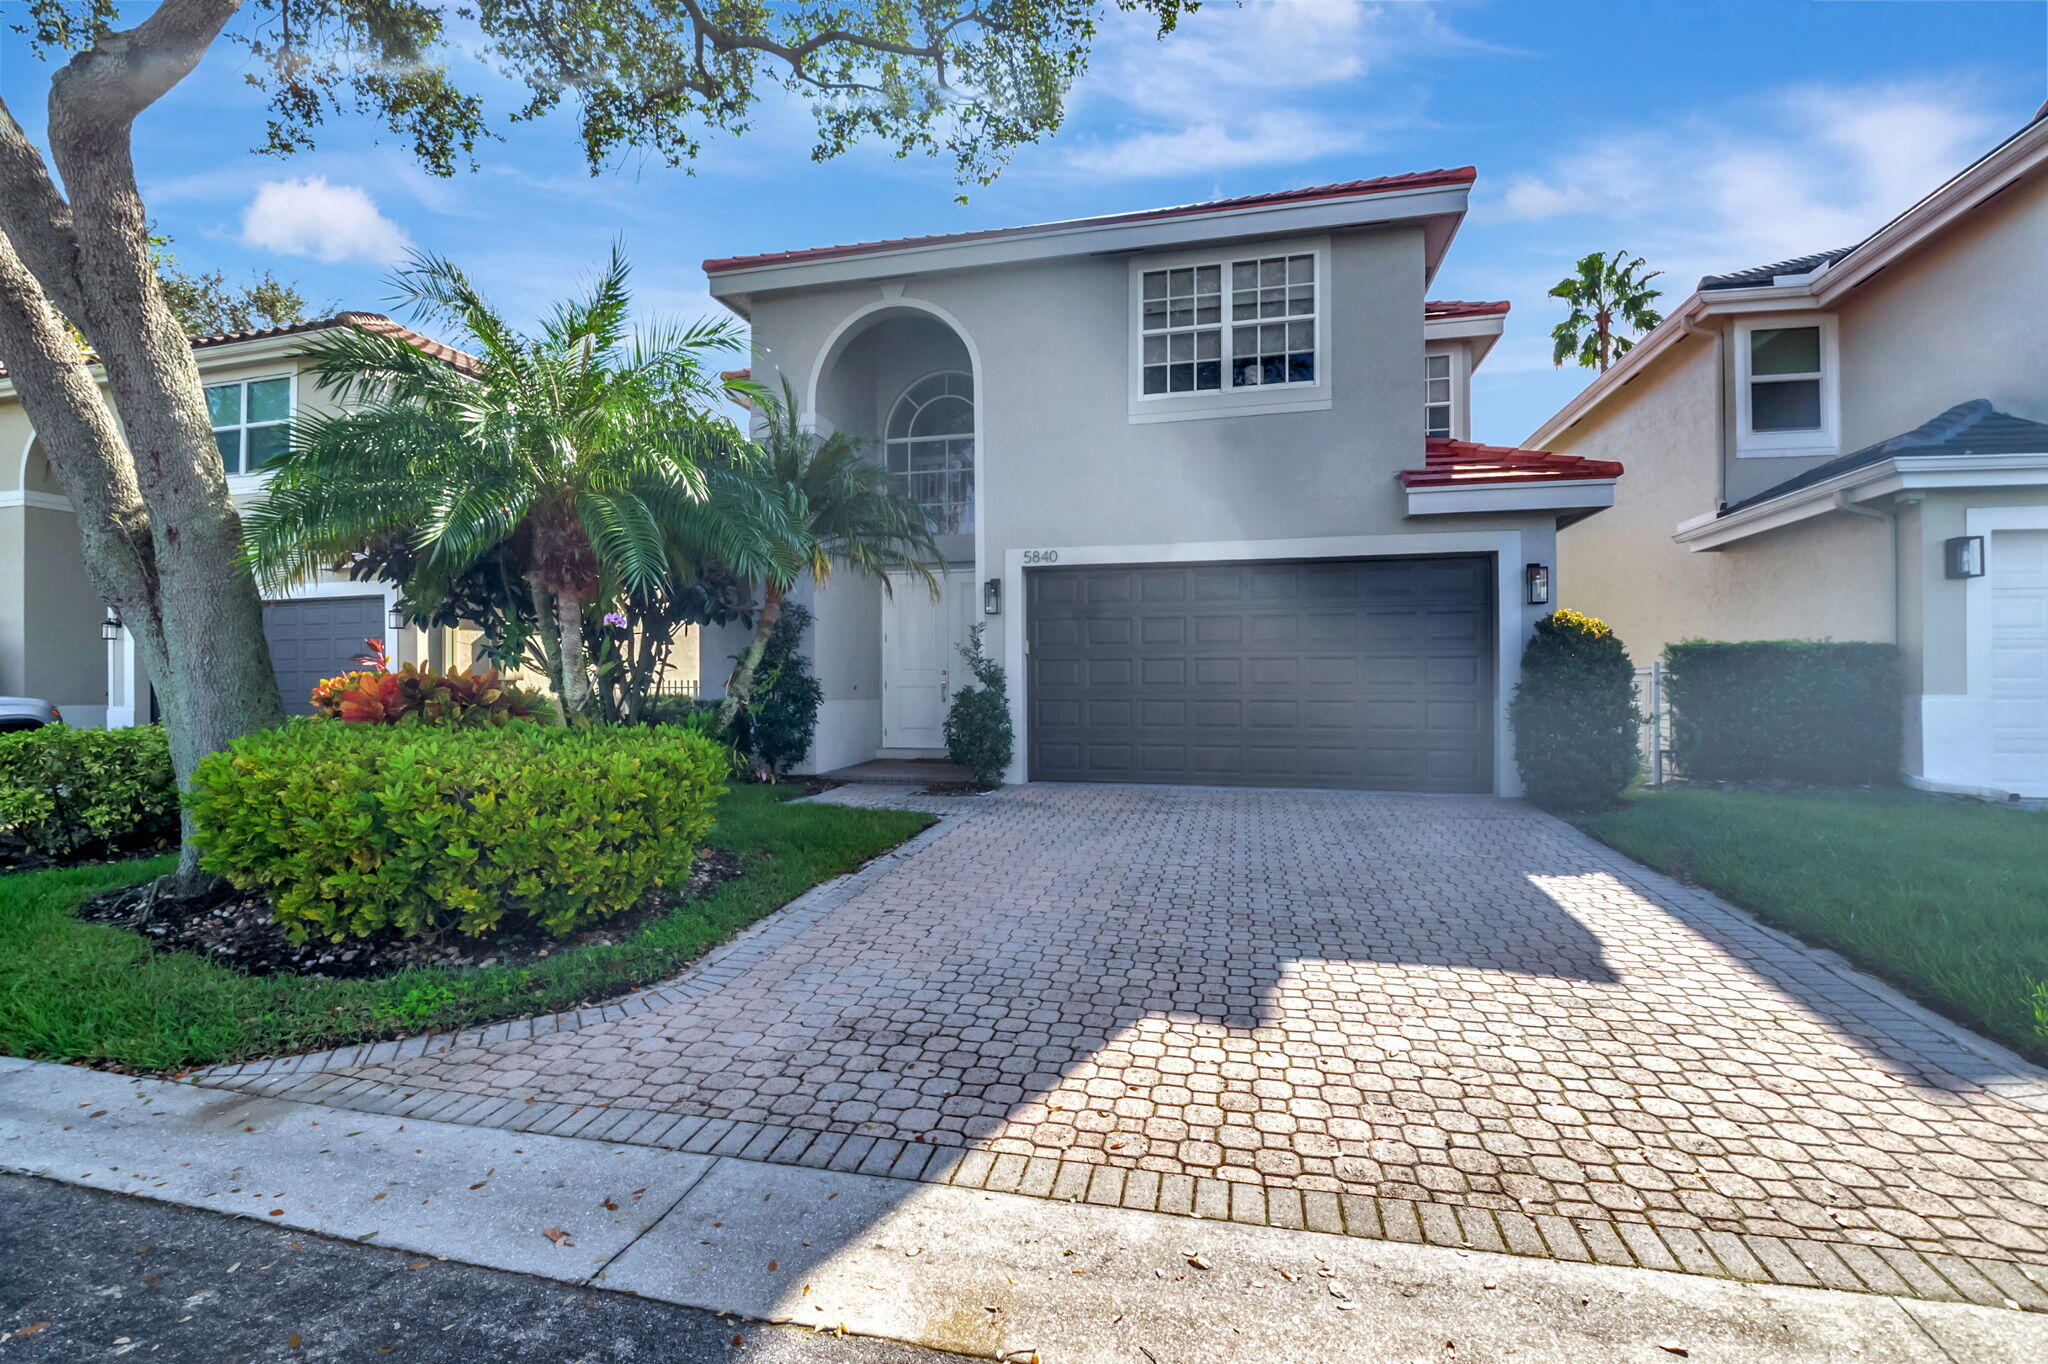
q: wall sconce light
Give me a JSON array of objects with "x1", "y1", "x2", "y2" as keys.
[
  {"x1": 100, "y1": 609, "x2": 122, "y2": 642},
  {"x1": 983, "y1": 577, "x2": 1002, "y2": 615},
  {"x1": 1945, "y1": 535, "x2": 1985, "y2": 579},
  {"x1": 387, "y1": 603, "x2": 409, "y2": 631},
  {"x1": 1524, "y1": 562, "x2": 1552, "y2": 606}
]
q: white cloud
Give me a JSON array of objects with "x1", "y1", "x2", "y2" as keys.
[
  {"x1": 239, "y1": 176, "x2": 413, "y2": 265},
  {"x1": 1041, "y1": 0, "x2": 1492, "y2": 178},
  {"x1": 1488, "y1": 81, "x2": 2006, "y2": 283}
]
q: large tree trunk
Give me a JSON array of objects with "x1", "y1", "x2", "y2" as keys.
[
  {"x1": 714, "y1": 581, "x2": 784, "y2": 734},
  {"x1": 0, "y1": 1, "x2": 286, "y2": 891}
]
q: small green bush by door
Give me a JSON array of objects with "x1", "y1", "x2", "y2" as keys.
[
  {"x1": 1664, "y1": 640, "x2": 1900, "y2": 785},
  {"x1": 1509, "y1": 609, "x2": 1640, "y2": 810},
  {"x1": 945, "y1": 623, "x2": 1013, "y2": 789},
  {"x1": 188, "y1": 722, "x2": 726, "y2": 942},
  {"x1": 746, "y1": 601, "x2": 824, "y2": 778},
  {"x1": 0, "y1": 724, "x2": 178, "y2": 859}
]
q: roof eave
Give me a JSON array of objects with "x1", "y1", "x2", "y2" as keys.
[
  {"x1": 1675, "y1": 451, "x2": 2048, "y2": 550},
  {"x1": 705, "y1": 182, "x2": 1472, "y2": 300},
  {"x1": 1404, "y1": 477, "x2": 1616, "y2": 517}
]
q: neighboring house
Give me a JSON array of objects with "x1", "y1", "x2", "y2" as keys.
[
  {"x1": 0, "y1": 314, "x2": 618, "y2": 723},
  {"x1": 1536, "y1": 112, "x2": 2048, "y2": 798},
  {"x1": 696, "y1": 169, "x2": 1622, "y2": 793}
]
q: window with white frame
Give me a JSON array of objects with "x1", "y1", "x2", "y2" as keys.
[
  {"x1": 206, "y1": 375, "x2": 292, "y2": 475},
  {"x1": 884, "y1": 371, "x2": 974, "y2": 534},
  {"x1": 1140, "y1": 251, "x2": 1317, "y2": 397},
  {"x1": 1735, "y1": 317, "x2": 1837, "y2": 454},
  {"x1": 1424, "y1": 352, "x2": 1453, "y2": 438}
]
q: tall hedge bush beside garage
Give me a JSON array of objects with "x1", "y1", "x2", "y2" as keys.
[
  {"x1": 1509, "y1": 610, "x2": 1641, "y2": 810},
  {"x1": 1663, "y1": 641, "x2": 1901, "y2": 785}
]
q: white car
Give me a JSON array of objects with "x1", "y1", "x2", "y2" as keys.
[{"x1": 0, "y1": 696, "x2": 62, "y2": 733}]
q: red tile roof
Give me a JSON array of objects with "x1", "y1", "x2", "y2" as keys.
[
  {"x1": 1423, "y1": 299, "x2": 1511, "y2": 319},
  {"x1": 1400, "y1": 436, "x2": 1623, "y2": 488},
  {"x1": 702, "y1": 167, "x2": 1478, "y2": 274}
]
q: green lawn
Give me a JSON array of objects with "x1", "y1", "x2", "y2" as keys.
[
  {"x1": 0, "y1": 785, "x2": 932, "y2": 1072},
  {"x1": 1584, "y1": 788, "x2": 2048, "y2": 1063}
]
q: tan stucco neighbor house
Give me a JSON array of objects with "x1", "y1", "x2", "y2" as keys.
[
  {"x1": 0, "y1": 314, "x2": 607, "y2": 725},
  {"x1": 1538, "y1": 111, "x2": 2048, "y2": 799},
  {"x1": 695, "y1": 168, "x2": 1622, "y2": 794}
]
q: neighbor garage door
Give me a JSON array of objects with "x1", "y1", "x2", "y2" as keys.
[
  {"x1": 1027, "y1": 557, "x2": 1494, "y2": 792},
  {"x1": 263, "y1": 596, "x2": 384, "y2": 715}
]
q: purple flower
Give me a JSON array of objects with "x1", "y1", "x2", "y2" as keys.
[{"x1": 602, "y1": 611, "x2": 629, "y2": 629}]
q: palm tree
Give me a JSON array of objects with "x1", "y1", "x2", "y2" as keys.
[
  {"x1": 1549, "y1": 250, "x2": 1664, "y2": 373},
  {"x1": 712, "y1": 378, "x2": 941, "y2": 733},
  {"x1": 244, "y1": 248, "x2": 780, "y2": 717}
]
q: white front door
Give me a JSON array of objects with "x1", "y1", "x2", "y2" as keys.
[
  {"x1": 1989, "y1": 528, "x2": 2048, "y2": 794},
  {"x1": 883, "y1": 568, "x2": 977, "y2": 750}
]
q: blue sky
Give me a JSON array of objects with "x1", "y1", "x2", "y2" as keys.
[{"x1": 6, "y1": 0, "x2": 2044, "y2": 443}]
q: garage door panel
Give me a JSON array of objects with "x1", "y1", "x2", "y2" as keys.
[
  {"x1": 263, "y1": 596, "x2": 384, "y2": 717},
  {"x1": 1029, "y1": 557, "x2": 1493, "y2": 792}
]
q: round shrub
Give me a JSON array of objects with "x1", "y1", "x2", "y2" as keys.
[
  {"x1": 188, "y1": 721, "x2": 727, "y2": 942},
  {"x1": 1509, "y1": 609, "x2": 1640, "y2": 810},
  {"x1": 0, "y1": 723, "x2": 177, "y2": 860}
]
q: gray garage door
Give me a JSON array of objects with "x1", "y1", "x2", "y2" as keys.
[
  {"x1": 263, "y1": 596, "x2": 384, "y2": 715},
  {"x1": 1027, "y1": 557, "x2": 1494, "y2": 792}
]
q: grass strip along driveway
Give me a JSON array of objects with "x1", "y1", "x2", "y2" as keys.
[
  {"x1": 1585, "y1": 788, "x2": 2048, "y2": 1064},
  {"x1": 0, "y1": 786, "x2": 931, "y2": 1073}
]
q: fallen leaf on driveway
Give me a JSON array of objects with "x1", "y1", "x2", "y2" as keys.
[
  {"x1": 1658, "y1": 1348, "x2": 1689, "y2": 1358},
  {"x1": 1185, "y1": 1254, "x2": 1211, "y2": 1270},
  {"x1": 543, "y1": 1227, "x2": 574, "y2": 1247}
]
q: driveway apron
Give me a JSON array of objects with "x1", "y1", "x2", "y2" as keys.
[{"x1": 204, "y1": 784, "x2": 2048, "y2": 1295}]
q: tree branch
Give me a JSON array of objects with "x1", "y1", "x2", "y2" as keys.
[
  {"x1": 47, "y1": 0, "x2": 244, "y2": 133},
  {"x1": 0, "y1": 229, "x2": 160, "y2": 632},
  {"x1": 0, "y1": 100, "x2": 88, "y2": 328}
]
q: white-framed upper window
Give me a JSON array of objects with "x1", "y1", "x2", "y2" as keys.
[
  {"x1": 207, "y1": 374, "x2": 294, "y2": 476},
  {"x1": 1734, "y1": 315, "x2": 1838, "y2": 456},
  {"x1": 1425, "y1": 352, "x2": 1454, "y2": 439},
  {"x1": 1130, "y1": 241, "x2": 1329, "y2": 422},
  {"x1": 884, "y1": 370, "x2": 974, "y2": 534}
]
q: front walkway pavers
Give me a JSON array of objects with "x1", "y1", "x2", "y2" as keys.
[
  {"x1": 7, "y1": 1062, "x2": 2044, "y2": 1363},
  {"x1": 191, "y1": 783, "x2": 2048, "y2": 1311}
]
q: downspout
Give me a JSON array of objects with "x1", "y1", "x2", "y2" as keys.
[
  {"x1": 1834, "y1": 489, "x2": 1906, "y2": 784},
  {"x1": 1832, "y1": 490, "x2": 1900, "y2": 647},
  {"x1": 1677, "y1": 310, "x2": 1727, "y2": 507}
]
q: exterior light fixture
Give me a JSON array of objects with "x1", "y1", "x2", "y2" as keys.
[
  {"x1": 100, "y1": 608, "x2": 122, "y2": 642},
  {"x1": 983, "y1": 577, "x2": 1002, "y2": 615},
  {"x1": 1524, "y1": 562, "x2": 1552, "y2": 606},
  {"x1": 1945, "y1": 535, "x2": 1986, "y2": 579},
  {"x1": 387, "y1": 603, "x2": 409, "y2": 631}
]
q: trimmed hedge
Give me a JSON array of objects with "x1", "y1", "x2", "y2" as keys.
[
  {"x1": 1508, "y1": 610, "x2": 1640, "y2": 810},
  {"x1": 188, "y1": 722, "x2": 727, "y2": 942},
  {"x1": 1663, "y1": 640, "x2": 1901, "y2": 785},
  {"x1": 0, "y1": 724, "x2": 178, "y2": 859}
]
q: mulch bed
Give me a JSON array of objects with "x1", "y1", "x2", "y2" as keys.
[
  {"x1": 918, "y1": 781, "x2": 992, "y2": 797},
  {"x1": 74, "y1": 848, "x2": 746, "y2": 980}
]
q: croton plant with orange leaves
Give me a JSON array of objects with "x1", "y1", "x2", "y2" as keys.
[{"x1": 311, "y1": 639, "x2": 547, "y2": 727}]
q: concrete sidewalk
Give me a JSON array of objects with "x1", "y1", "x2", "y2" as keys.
[{"x1": 3, "y1": 1058, "x2": 2041, "y2": 1363}]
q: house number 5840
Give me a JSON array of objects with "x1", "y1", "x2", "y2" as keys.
[{"x1": 1023, "y1": 549, "x2": 1059, "y2": 565}]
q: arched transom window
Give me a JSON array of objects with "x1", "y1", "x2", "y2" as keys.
[{"x1": 884, "y1": 371, "x2": 974, "y2": 535}]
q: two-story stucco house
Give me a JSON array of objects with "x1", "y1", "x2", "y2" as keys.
[
  {"x1": 1538, "y1": 112, "x2": 2048, "y2": 799},
  {"x1": 0, "y1": 314, "x2": 520, "y2": 725},
  {"x1": 693, "y1": 168, "x2": 1622, "y2": 794}
]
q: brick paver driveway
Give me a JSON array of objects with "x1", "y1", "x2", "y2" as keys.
[{"x1": 262, "y1": 785, "x2": 2048, "y2": 1296}]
